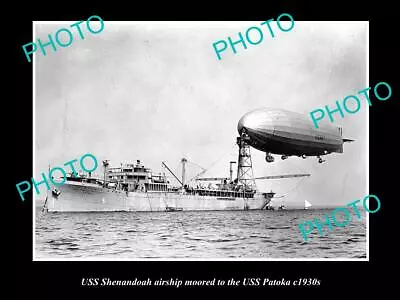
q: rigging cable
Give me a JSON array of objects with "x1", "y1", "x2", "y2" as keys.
[
  {"x1": 267, "y1": 159, "x2": 310, "y2": 198},
  {"x1": 186, "y1": 143, "x2": 237, "y2": 183}
]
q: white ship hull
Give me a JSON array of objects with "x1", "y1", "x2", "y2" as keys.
[{"x1": 46, "y1": 181, "x2": 272, "y2": 212}]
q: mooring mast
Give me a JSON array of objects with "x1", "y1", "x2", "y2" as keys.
[
  {"x1": 236, "y1": 133, "x2": 256, "y2": 191},
  {"x1": 235, "y1": 129, "x2": 311, "y2": 195}
]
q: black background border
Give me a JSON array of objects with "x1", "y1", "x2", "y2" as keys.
[{"x1": 11, "y1": 1, "x2": 398, "y2": 296}]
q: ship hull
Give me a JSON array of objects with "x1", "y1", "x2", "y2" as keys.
[{"x1": 46, "y1": 182, "x2": 272, "y2": 212}]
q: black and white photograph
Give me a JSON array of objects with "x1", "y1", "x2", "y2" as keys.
[{"x1": 33, "y1": 21, "x2": 368, "y2": 260}]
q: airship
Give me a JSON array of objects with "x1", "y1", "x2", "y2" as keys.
[{"x1": 237, "y1": 108, "x2": 354, "y2": 163}]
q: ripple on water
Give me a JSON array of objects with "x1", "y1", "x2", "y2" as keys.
[
  {"x1": 262, "y1": 239, "x2": 278, "y2": 244},
  {"x1": 316, "y1": 246, "x2": 332, "y2": 250},
  {"x1": 346, "y1": 238, "x2": 361, "y2": 242},
  {"x1": 47, "y1": 238, "x2": 79, "y2": 246},
  {"x1": 265, "y1": 226, "x2": 292, "y2": 230}
]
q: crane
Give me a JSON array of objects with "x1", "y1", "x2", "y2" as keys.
[
  {"x1": 195, "y1": 174, "x2": 310, "y2": 181},
  {"x1": 254, "y1": 174, "x2": 310, "y2": 180},
  {"x1": 195, "y1": 177, "x2": 229, "y2": 181},
  {"x1": 162, "y1": 161, "x2": 183, "y2": 186}
]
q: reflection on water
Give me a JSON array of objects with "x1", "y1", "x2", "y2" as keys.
[{"x1": 35, "y1": 209, "x2": 366, "y2": 259}]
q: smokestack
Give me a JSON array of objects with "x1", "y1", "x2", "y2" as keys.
[
  {"x1": 181, "y1": 158, "x2": 187, "y2": 186},
  {"x1": 229, "y1": 161, "x2": 236, "y2": 182}
]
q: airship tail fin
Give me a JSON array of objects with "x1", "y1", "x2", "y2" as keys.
[
  {"x1": 343, "y1": 138, "x2": 355, "y2": 143},
  {"x1": 337, "y1": 138, "x2": 355, "y2": 153}
]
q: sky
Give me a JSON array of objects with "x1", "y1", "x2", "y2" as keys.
[{"x1": 35, "y1": 21, "x2": 368, "y2": 207}]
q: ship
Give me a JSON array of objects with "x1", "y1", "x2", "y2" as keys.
[{"x1": 44, "y1": 136, "x2": 276, "y2": 212}]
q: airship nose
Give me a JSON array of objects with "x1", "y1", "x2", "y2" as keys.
[
  {"x1": 237, "y1": 115, "x2": 247, "y2": 135},
  {"x1": 238, "y1": 112, "x2": 260, "y2": 134},
  {"x1": 237, "y1": 109, "x2": 275, "y2": 136}
]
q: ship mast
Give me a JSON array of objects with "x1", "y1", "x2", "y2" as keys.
[{"x1": 102, "y1": 160, "x2": 109, "y2": 187}]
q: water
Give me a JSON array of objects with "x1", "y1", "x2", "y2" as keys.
[{"x1": 35, "y1": 209, "x2": 366, "y2": 259}]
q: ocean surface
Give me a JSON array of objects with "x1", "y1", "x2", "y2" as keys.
[{"x1": 35, "y1": 209, "x2": 367, "y2": 259}]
